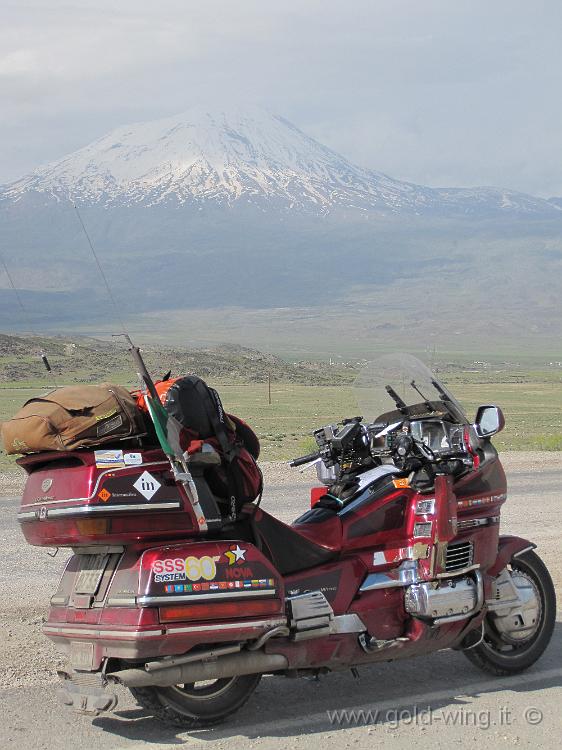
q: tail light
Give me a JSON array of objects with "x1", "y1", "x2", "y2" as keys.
[{"x1": 159, "y1": 598, "x2": 283, "y2": 623}]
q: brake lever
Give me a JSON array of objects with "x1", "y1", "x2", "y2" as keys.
[{"x1": 297, "y1": 457, "x2": 323, "y2": 473}]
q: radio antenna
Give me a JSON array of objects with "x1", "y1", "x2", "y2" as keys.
[
  {"x1": 72, "y1": 202, "x2": 130, "y2": 337},
  {"x1": 0, "y1": 249, "x2": 59, "y2": 388},
  {"x1": 71, "y1": 204, "x2": 206, "y2": 525},
  {"x1": 72, "y1": 203, "x2": 147, "y2": 384}
]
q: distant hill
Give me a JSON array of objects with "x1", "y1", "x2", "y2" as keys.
[{"x1": 0, "y1": 333, "x2": 353, "y2": 385}]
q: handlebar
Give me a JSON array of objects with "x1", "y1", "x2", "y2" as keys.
[{"x1": 289, "y1": 451, "x2": 320, "y2": 467}]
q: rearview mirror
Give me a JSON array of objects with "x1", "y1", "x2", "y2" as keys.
[{"x1": 474, "y1": 405, "x2": 505, "y2": 438}]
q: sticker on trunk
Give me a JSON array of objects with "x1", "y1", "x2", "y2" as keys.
[
  {"x1": 124, "y1": 452, "x2": 143, "y2": 466},
  {"x1": 95, "y1": 449, "x2": 125, "y2": 468},
  {"x1": 133, "y1": 471, "x2": 161, "y2": 500},
  {"x1": 152, "y1": 555, "x2": 217, "y2": 583}
]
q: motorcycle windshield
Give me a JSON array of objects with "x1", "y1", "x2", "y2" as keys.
[{"x1": 355, "y1": 353, "x2": 468, "y2": 425}]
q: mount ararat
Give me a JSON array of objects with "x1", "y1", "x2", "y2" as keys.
[
  {"x1": 3, "y1": 105, "x2": 561, "y2": 217},
  {"x1": 1, "y1": 106, "x2": 561, "y2": 355}
]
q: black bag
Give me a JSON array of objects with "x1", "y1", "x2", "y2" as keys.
[{"x1": 163, "y1": 376, "x2": 263, "y2": 507}]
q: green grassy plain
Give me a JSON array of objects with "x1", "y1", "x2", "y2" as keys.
[
  {"x1": 215, "y1": 373, "x2": 562, "y2": 458},
  {"x1": 1, "y1": 369, "x2": 561, "y2": 470}
]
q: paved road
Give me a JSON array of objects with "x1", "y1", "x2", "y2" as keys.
[{"x1": 1, "y1": 462, "x2": 561, "y2": 750}]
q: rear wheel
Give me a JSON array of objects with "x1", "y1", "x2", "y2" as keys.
[
  {"x1": 131, "y1": 673, "x2": 261, "y2": 728},
  {"x1": 464, "y1": 550, "x2": 556, "y2": 676}
]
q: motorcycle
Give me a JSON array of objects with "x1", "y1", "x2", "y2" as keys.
[{"x1": 16, "y1": 353, "x2": 556, "y2": 727}]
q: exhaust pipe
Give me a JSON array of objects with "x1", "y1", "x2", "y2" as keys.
[{"x1": 108, "y1": 650, "x2": 288, "y2": 688}]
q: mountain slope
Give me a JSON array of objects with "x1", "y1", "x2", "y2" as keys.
[
  {"x1": 1, "y1": 106, "x2": 562, "y2": 353},
  {"x1": 2, "y1": 106, "x2": 560, "y2": 217}
]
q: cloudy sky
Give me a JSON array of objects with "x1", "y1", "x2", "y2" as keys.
[{"x1": 1, "y1": 1, "x2": 561, "y2": 196}]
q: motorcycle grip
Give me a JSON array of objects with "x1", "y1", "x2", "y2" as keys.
[{"x1": 289, "y1": 452, "x2": 320, "y2": 467}]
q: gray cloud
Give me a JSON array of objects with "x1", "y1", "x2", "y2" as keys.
[{"x1": 1, "y1": 0, "x2": 561, "y2": 196}]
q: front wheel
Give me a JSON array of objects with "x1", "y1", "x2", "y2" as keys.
[
  {"x1": 464, "y1": 550, "x2": 556, "y2": 676},
  {"x1": 131, "y1": 673, "x2": 261, "y2": 728}
]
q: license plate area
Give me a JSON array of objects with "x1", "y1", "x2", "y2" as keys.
[
  {"x1": 70, "y1": 641, "x2": 95, "y2": 671},
  {"x1": 74, "y1": 554, "x2": 110, "y2": 596}
]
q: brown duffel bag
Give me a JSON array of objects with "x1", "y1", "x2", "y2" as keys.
[{"x1": 1, "y1": 383, "x2": 145, "y2": 455}]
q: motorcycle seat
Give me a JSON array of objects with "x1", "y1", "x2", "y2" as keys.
[{"x1": 243, "y1": 506, "x2": 342, "y2": 575}]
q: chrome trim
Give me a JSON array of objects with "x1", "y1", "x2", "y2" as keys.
[
  {"x1": 330, "y1": 613, "x2": 366, "y2": 634},
  {"x1": 444, "y1": 540, "x2": 474, "y2": 572},
  {"x1": 165, "y1": 617, "x2": 287, "y2": 635},
  {"x1": 145, "y1": 644, "x2": 243, "y2": 672},
  {"x1": 49, "y1": 596, "x2": 68, "y2": 606},
  {"x1": 433, "y1": 570, "x2": 484, "y2": 625},
  {"x1": 413, "y1": 521, "x2": 433, "y2": 538},
  {"x1": 43, "y1": 625, "x2": 164, "y2": 639},
  {"x1": 415, "y1": 499, "x2": 435, "y2": 515},
  {"x1": 433, "y1": 612, "x2": 476, "y2": 625},
  {"x1": 72, "y1": 545, "x2": 124, "y2": 555},
  {"x1": 138, "y1": 589, "x2": 276, "y2": 606},
  {"x1": 360, "y1": 560, "x2": 420, "y2": 591},
  {"x1": 436, "y1": 563, "x2": 480, "y2": 579},
  {"x1": 20, "y1": 462, "x2": 167, "y2": 508},
  {"x1": 409, "y1": 570, "x2": 484, "y2": 626},
  {"x1": 18, "y1": 501, "x2": 181, "y2": 521},
  {"x1": 287, "y1": 590, "x2": 333, "y2": 629},
  {"x1": 247, "y1": 625, "x2": 290, "y2": 650},
  {"x1": 462, "y1": 621, "x2": 485, "y2": 650},
  {"x1": 475, "y1": 570, "x2": 485, "y2": 610},
  {"x1": 106, "y1": 596, "x2": 137, "y2": 607},
  {"x1": 487, "y1": 569, "x2": 541, "y2": 643},
  {"x1": 435, "y1": 563, "x2": 480, "y2": 579},
  {"x1": 512, "y1": 544, "x2": 536, "y2": 559},
  {"x1": 457, "y1": 517, "x2": 497, "y2": 530}
]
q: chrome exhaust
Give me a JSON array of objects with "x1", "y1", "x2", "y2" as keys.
[{"x1": 108, "y1": 650, "x2": 288, "y2": 688}]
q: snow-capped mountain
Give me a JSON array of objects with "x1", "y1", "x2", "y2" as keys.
[
  {"x1": 2, "y1": 106, "x2": 562, "y2": 347},
  {"x1": 2, "y1": 106, "x2": 560, "y2": 217}
]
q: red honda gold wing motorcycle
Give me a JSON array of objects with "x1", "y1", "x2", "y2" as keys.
[{"x1": 16, "y1": 353, "x2": 556, "y2": 728}]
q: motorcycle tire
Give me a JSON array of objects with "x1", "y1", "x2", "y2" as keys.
[
  {"x1": 130, "y1": 673, "x2": 261, "y2": 728},
  {"x1": 464, "y1": 550, "x2": 556, "y2": 676}
]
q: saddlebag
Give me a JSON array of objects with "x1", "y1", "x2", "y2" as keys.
[{"x1": 1, "y1": 383, "x2": 145, "y2": 455}]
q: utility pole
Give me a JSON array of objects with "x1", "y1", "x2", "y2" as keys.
[{"x1": 268, "y1": 371, "x2": 272, "y2": 405}]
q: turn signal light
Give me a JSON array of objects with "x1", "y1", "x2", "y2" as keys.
[
  {"x1": 75, "y1": 518, "x2": 109, "y2": 535},
  {"x1": 159, "y1": 598, "x2": 283, "y2": 623}
]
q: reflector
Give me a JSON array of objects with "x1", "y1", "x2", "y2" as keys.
[
  {"x1": 76, "y1": 518, "x2": 109, "y2": 535},
  {"x1": 159, "y1": 598, "x2": 283, "y2": 623}
]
